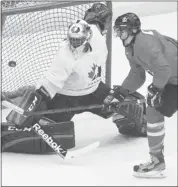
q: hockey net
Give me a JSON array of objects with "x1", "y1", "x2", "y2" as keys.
[{"x1": 2, "y1": 1, "x2": 112, "y2": 99}]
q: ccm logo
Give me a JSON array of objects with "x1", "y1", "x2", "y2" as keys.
[
  {"x1": 27, "y1": 96, "x2": 38, "y2": 112},
  {"x1": 8, "y1": 126, "x2": 32, "y2": 132}
]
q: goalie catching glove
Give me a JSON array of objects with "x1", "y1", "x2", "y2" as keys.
[
  {"x1": 103, "y1": 86, "x2": 147, "y2": 137},
  {"x1": 84, "y1": 2, "x2": 112, "y2": 34}
]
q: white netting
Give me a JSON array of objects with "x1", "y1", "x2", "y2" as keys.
[
  {"x1": 2, "y1": 1, "x2": 111, "y2": 97},
  {"x1": 2, "y1": 1, "x2": 67, "y2": 9}
]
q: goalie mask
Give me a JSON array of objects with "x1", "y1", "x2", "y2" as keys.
[{"x1": 68, "y1": 19, "x2": 92, "y2": 49}]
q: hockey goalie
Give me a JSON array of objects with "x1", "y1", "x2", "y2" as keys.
[{"x1": 2, "y1": 3, "x2": 147, "y2": 155}]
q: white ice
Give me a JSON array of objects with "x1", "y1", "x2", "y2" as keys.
[
  {"x1": 1, "y1": 10, "x2": 177, "y2": 186},
  {"x1": 1, "y1": 110, "x2": 177, "y2": 186}
]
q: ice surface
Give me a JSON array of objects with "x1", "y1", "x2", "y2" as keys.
[
  {"x1": 1, "y1": 11, "x2": 177, "y2": 186},
  {"x1": 1, "y1": 110, "x2": 177, "y2": 186}
]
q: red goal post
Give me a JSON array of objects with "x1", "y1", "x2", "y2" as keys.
[{"x1": 1, "y1": 1, "x2": 112, "y2": 99}]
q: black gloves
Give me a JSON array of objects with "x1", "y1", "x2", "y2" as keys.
[
  {"x1": 103, "y1": 85, "x2": 130, "y2": 107},
  {"x1": 147, "y1": 84, "x2": 163, "y2": 108}
]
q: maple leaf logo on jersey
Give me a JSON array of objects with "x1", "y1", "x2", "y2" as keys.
[{"x1": 88, "y1": 64, "x2": 101, "y2": 80}]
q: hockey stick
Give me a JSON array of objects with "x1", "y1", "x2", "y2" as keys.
[
  {"x1": 32, "y1": 122, "x2": 100, "y2": 160},
  {"x1": 2, "y1": 98, "x2": 145, "y2": 159},
  {"x1": 2, "y1": 99, "x2": 145, "y2": 116},
  {"x1": 2, "y1": 97, "x2": 100, "y2": 160}
]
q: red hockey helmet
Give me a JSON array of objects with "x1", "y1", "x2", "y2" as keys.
[{"x1": 114, "y1": 13, "x2": 141, "y2": 37}]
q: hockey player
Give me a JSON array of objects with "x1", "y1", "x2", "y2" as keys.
[
  {"x1": 112, "y1": 12, "x2": 177, "y2": 178},
  {"x1": 2, "y1": 4, "x2": 146, "y2": 154}
]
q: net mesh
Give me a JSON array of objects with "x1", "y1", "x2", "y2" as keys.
[
  {"x1": 2, "y1": 1, "x2": 55, "y2": 8},
  {"x1": 2, "y1": 1, "x2": 111, "y2": 97}
]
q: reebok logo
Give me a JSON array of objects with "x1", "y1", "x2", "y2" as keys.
[{"x1": 33, "y1": 123, "x2": 67, "y2": 156}]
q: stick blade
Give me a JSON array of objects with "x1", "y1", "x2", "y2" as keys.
[{"x1": 64, "y1": 141, "x2": 100, "y2": 160}]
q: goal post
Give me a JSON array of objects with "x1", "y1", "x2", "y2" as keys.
[
  {"x1": 1, "y1": 1, "x2": 112, "y2": 98},
  {"x1": 105, "y1": 1, "x2": 112, "y2": 88}
]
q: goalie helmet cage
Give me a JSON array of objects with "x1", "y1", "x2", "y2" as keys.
[{"x1": 1, "y1": 1, "x2": 112, "y2": 97}]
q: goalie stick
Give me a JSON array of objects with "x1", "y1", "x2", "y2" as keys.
[
  {"x1": 2, "y1": 99, "x2": 145, "y2": 116},
  {"x1": 31, "y1": 122, "x2": 100, "y2": 160},
  {"x1": 2, "y1": 96, "x2": 100, "y2": 160},
  {"x1": 2, "y1": 97, "x2": 145, "y2": 160}
]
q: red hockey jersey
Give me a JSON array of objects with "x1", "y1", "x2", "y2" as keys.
[{"x1": 122, "y1": 30, "x2": 177, "y2": 91}]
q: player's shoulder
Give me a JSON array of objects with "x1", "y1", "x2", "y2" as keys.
[
  {"x1": 90, "y1": 24, "x2": 99, "y2": 32},
  {"x1": 89, "y1": 24, "x2": 106, "y2": 47},
  {"x1": 54, "y1": 40, "x2": 73, "y2": 62},
  {"x1": 58, "y1": 40, "x2": 72, "y2": 56},
  {"x1": 58, "y1": 39, "x2": 69, "y2": 49},
  {"x1": 90, "y1": 24, "x2": 105, "y2": 38},
  {"x1": 134, "y1": 29, "x2": 160, "y2": 50}
]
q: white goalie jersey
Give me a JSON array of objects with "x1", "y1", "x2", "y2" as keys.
[{"x1": 37, "y1": 24, "x2": 108, "y2": 98}]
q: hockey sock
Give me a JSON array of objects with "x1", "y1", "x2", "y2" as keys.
[{"x1": 147, "y1": 121, "x2": 165, "y2": 158}]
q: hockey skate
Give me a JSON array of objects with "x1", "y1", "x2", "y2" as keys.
[{"x1": 133, "y1": 154, "x2": 166, "y2": 178}]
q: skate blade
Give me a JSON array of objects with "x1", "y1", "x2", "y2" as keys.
[{"x1": 133, "y1": 170, "x2": 166, "y2": 178}]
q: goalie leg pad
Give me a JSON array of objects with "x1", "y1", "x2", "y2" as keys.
[
  {"x1": 112, "y1": 91, "x2": 147, "y2": 137},
  {"x1": 6, "y1": 89, "x2": 47, "y2": 127},
  {"x1": 113, "y1": 113, "x2": 147, "y2": 137},
  {"x1": 1, "y1": 118, "x2": 75, "y2": 154}
]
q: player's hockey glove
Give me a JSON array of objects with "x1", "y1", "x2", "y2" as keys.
[
  {"x1": 103, "y1": 86, "x2": 130, "y2": 111},
  {"x1": 84, "y1": 3, "x2": 112, "y2": 34},
  {"x1": 147, "y1": 83, "x2": 163, "y2": 108}
]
